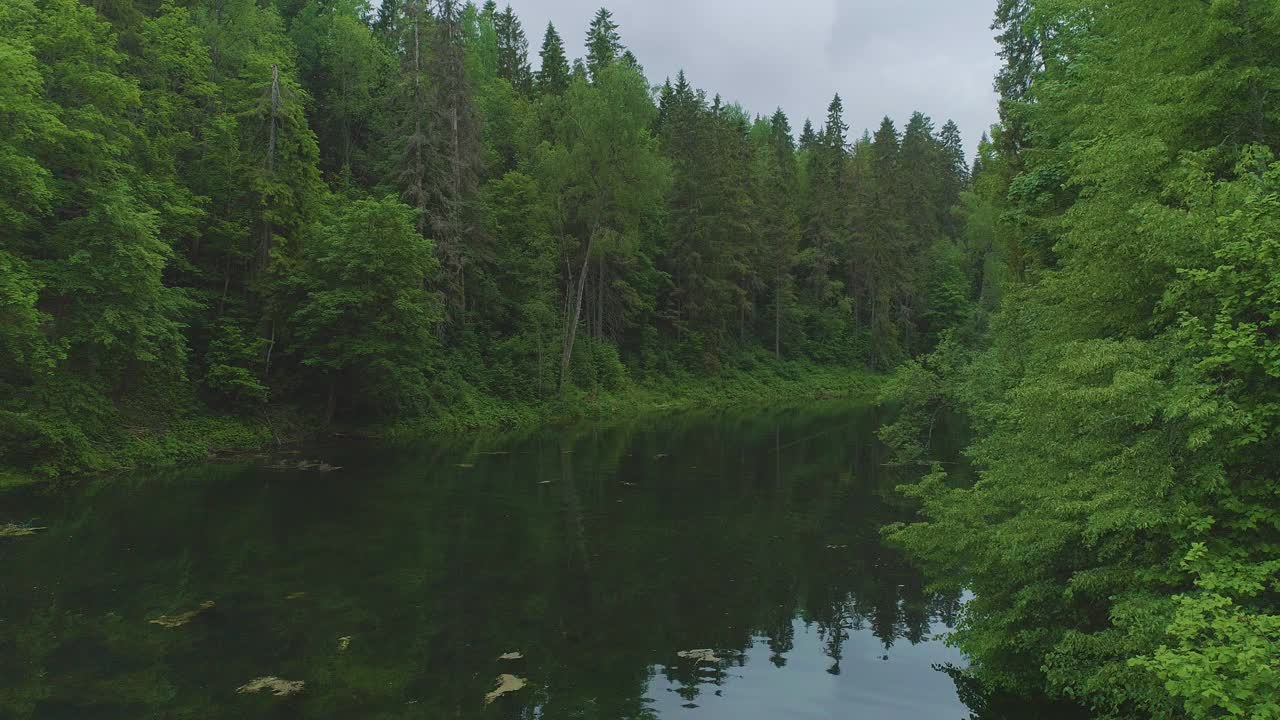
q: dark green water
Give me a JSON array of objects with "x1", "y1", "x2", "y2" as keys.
[{"x1": 1, "y1": 401, "x2": 973, "y2": 719}]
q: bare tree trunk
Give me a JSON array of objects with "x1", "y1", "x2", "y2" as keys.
[
  {"x1": 267, "y1": 64, "x2": 280, "y2": 172},
  {"x1": 560, "y1": 226, "x2": 598, "y2": 393},
  {"x1": 595, "y1": 254, "x2": 604, "y2": 339},
  {"x1": 325, "y1": 376, "x2": 337, "y2": 427},
  {"x1": 536, "y1": 321, "x2": 545, "y2": 400},
  {"x1": 264, "y1": 319, "x2": 276, "y2": 377},
  {"x1": 218, "y1": 256, "x2": 231, "y2": 317},
  {"x1": 774, "y1": 283, "x2": 781, "y2": 359}
]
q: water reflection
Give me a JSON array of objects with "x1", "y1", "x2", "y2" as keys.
[{"x1": 1, "y1": 401, "x2": 970, "y2": 719}]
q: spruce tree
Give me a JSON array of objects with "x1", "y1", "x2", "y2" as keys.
[
  {"x1": 822, "y1": 93, "x2": 848, "y2": 156},
  {"x1": 373, "y1": 0, "x2": 401, "y2": 43},
  {"x1": 762, "y1": 108, "x2": 801, "y2": 358},
  {"x1": 799, "y1": 119, "x2": 817, "y2": 150},
  {"x1": 427, "y1": 0, "x2": 482, "y2": 324},
  {"x1": 864, "y1": 116, "x2": 907, "y2": 366},
  {"x1": 798, "y1": 94, "x2": 850, "y2": 332},
  {"x1": 936, "y1": 119, "x2": 968, "y2": 238},
  {"x1": 899, "y1": 111, "x2": 943, "y2": 250},
  {"x1": 536, "y1": 22, "x2": 569, "y2": 95},
  {"x1": 584, "y1": 7, "x2": 622, "y2": 82},
  {"x1": 494, "y1": 4, "x2": 532, "y2": 94},
  {"x1": 392, "y1": 0, "x2": 435, "y2": 236}
]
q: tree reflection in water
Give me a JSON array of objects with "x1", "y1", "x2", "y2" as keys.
[{"x1": 1, "y1": 401, "x2": 975, "y2": 719}]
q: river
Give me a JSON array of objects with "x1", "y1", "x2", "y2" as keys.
[{"x1": 1, "y1": 401, "x2": 974, "y2": 718}]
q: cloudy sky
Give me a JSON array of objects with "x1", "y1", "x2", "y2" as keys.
[{"x1": 510, "y1": 0, "x2": 1001, "y2": 157}]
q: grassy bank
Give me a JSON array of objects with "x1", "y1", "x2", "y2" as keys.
[
  {"x1": 391, "y1": 362, "x2": 877, "y2": 438},
  {"x1": 1, "y1": 363, "x2": 877, "y2": 490}
]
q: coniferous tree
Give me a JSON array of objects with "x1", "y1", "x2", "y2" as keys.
[
  {"x1": 760, "y1": 108, "x2": 801, "y2": 358},
  {"x1": 426, "y1": 0, "x2": 482, "y2": 323},
  {"x1": 799, "y1": 119, "x2": 818, "y2": 150},
  {"x1": 494, "y1": 4, "x2": 532, "y2": 94},
  {"x1": 291, "y1": 0, "x2": 393, "y2": 181},
  {"x1": 0, "y1": 0, "x2": 986, "y2": 483},
  {"x1": 584, "y1": 7, "x2": 622, "y2": 82},
  {"x1": 864, "y1": 116, "x2": 906, "y2": 366},
  {"x1": 899, "y1": 111, "x2": 943, "y2": 252},
  {"x1": 936, "y1": 119, "x2": 968, "y2": 238},
  {"x1": 798, "y1": 94, "x2": 850, "y2": 352},
  {"x1": 536, "y1": 22, "x2": 569, "y2": 95},
  {"x1": 373, "y1": 0, "x2": 401, "y2": 42},
  {"x1": 391, "y1": 0, "x2": 435, "y2": 237}
]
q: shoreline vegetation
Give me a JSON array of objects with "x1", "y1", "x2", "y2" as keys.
[
  {"x1": 2, "y1": 1, "x2": 977, "y2": 495},
  {"x1": 0, "y1": 363, "x2": 875, "y2": 491}
]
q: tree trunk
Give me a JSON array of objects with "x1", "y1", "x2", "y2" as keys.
[
  {"x1": 560, "y1": 226, "x2": 598, "y2": 393},
  {"x1": 324, "y1": 376, "x2": 337, "y2": 427},
  {"x1": 774, "y1": 283, "x2": 781, "y2": 359},
  {"x1": 595, "y1": 253, "x2": 604, "y2": 339}
]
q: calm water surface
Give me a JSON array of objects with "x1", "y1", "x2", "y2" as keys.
[{"x1": 2, "y1": 402, "x2": 973, "y2": 719}]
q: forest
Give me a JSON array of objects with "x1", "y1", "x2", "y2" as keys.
[
  {"x1": 882, "y1": 0, "x2": 1280, "y2": 718},
  {"x1": 2, "y1": 0, "x2": 1278, "y2": 718},
  {"x1": 0, "y1": 0, "x2": 978, "y2": 482}
]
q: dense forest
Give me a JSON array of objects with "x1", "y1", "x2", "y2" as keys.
[
  {"x1": 884, "y1": 0, "x2": 1280, "y2": 718},
  {"x1": 0, "y1": 0, "x2": 979, "y2": 481},
  {"x1": 5, "y1": 0, "x2": 1278, "y2": 717}
]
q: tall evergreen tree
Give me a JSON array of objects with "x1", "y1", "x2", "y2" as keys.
[
  {"x1": 426, "y1": 0, "x2": 482, "y2": 323},
  {"x1": 391, "y1": 0, "x2": 435, "y2": 237},
  {"x1": 798, "y1": 93, "x2": 851, "y2": 344},
  {"x1": 535, "y1": 21, "x2": 569, "y2": 95},
  {"x1": 864, "y1": 116, "x2": 907, "y2": 366},
  {"x1": 936, "y1": 119, "x2": 968, "y2": 238},
  {"x1": 760, "y1": 108, "x2": 801, "y2": 358},
  {"x1": 799, "y1": 119, "x2": 817, "y2": 150},
  {"x1": 899, "y1": 111, "x2": 943, "y2": 250},
  {"x1": 494, "y1": 4, "x2": 532, "y2": 94},
  {"x1": 584, "y1": 7, "x2": 622, "y2": 82}
]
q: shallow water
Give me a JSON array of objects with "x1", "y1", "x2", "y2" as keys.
[{"x1": 1, "y1": 401, "x2": 974, "y2": 719}]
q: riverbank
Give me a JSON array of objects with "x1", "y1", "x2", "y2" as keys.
[{"x1": 0, "y1": 363, "x2": 877, "y2": 490}]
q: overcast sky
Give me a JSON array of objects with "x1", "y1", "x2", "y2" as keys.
[{"x1": 510, "y1": 0, "x2": 1001, "y2": 157}]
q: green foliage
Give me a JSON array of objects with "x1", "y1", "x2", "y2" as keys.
[
  {"x1": 202, "y1": 320, "x2": 269, "y2": 405},
  {"x1": 290, "y1": 195, "x2": 441, "y2": 418},
  {"x1": 887, "y1": 2, "x2": 1280, "y2": 718},
  {"x1": 1, "y1": 1, "x2": 977, "y2": 486}
]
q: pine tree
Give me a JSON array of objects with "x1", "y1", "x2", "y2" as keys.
[{"x1": 536, "y1": 22, "x2": 569, "y2": 95}]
